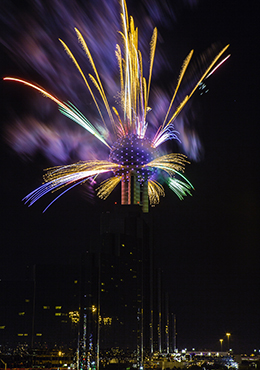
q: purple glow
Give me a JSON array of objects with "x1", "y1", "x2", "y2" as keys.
[
  {"x1": 1, "y1": 0, "x2": 229, "y2": 209},
  {"x1": 1, "y1": 0, "x2": 207, "y2": 166}
]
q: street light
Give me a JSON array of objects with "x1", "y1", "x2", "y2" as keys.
[
  {"x1": 226, "y1": 333, "x2": 231, "y2": 352},
  {"x1": 219, "y1": 339, "x2": 223, "y2": 352},
  {"x1": 0, "y1": 358, "x2": 7, "y2": 370}
]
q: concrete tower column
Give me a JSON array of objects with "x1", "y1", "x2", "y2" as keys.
[
  {"x1": 142, "y1": 181, "x2": 149, "y2": 213},
  {"x1": 133, "y1": 174, "x2": 141, "y2": 205}
]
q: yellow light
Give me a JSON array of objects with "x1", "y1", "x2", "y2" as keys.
[
  {"x1": 102, "y1": 316, "x2": 112, "y2": 325},
  {"x1": 96, "y1": 176, "x2": 121, "y2": 200},
  {"x1": 69, "y1": 310, "x2": 80, "y2": 324},
  {"x1": 148, "y1": 180, "x2": 165, "y2": 205}
]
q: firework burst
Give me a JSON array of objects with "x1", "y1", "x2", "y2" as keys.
[{"x1": 4, "y1": 0, "x2": 229, "y2": 212}]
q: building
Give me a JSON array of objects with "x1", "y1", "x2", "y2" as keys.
[
  {"x1": 80, "y1": 204, "x2": 154, "y2": 366},
  {"x1": 0, "y1": 279, "x2": 33, "y2": 345},
  {"x1": 0, "y1": 265, "x2": 80, "y2": 349},
  {"x1": 0, "y1": 205, "x2": 174, "y2": 366}
]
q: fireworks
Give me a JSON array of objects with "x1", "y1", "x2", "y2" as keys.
[{"x1": 4, "y1": 0, "x2": 229, "y2": 212}]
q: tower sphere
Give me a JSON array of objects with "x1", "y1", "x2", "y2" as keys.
[{"x1": 109, "y1": 134, "x2": 158, "y2": 182}]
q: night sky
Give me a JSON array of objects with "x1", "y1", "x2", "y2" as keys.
[{"x1": 0, "y1": 0, "x2": 259, "y2": 354}]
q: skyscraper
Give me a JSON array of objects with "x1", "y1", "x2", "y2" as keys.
[{"x1": 80, "y1": 204, "x2": 154, "y2": 366}]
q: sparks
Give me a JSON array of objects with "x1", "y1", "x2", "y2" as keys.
[
  {"x1": 4, "y1": 0, "x2": 229, "y2": 212},
  {"x1": 206, "y1": 54, "x2": 231, "y2": 79}
]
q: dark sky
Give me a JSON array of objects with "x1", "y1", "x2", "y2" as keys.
[{"x1": 0, "y1": 0, "x2": 259, "y2": 354}]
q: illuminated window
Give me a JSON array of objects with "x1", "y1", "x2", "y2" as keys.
[
  {"x1": 55, "y1": 312, "x2": 61, "y2": 316},
  {"x1": 101, "y1": 282, "x2": 105, "y2": 285},
  {"x1": 18, "y1": 312, "x2": 25, "y2": 316},
  {"x1": 55, "y1": 306, "x2": 62, "y2": 309},
  {"x1": 36, "y1": 333, "x2": 42, "y2": 336},
  {"x1": 43, "y1": 306, "x2": 50, "y2": 309},
  {"x1": 103, "y1": 317, "x2": 112, "y2": 325},
  {"x1": 69, "y1": 311, "x2": 80, "y2": 324},
  {"x1": 101, "y1": 289, "x2": 105, "y2": 292},
  {"x1": 130, "y1": 252, "x2": 133, "y2": 254},
  {"x1": 25, "y1": 299, "x2": 30, "y2": 303},
  {"x1": 24, "y1": 333, "x2": 28, "y2": 336},
  {"x1": 18, "y1": 333, "x2": 24, "y2": 336},
  {"x1": 74, "y1": 280, "x2": 78, "y2": 284},
  {"x1": 0, "y1": 326, "x2": 5, "y2": 329}
]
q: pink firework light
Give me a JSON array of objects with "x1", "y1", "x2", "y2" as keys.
[
  {"x1": 4, "y1": 0, "x2": 229, "y2": 213},
  {"x1": 205, "y1": 54, "x2": 231, "y2": 79}
]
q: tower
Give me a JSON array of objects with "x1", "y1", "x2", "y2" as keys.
[
  {"x1": 81, "y1": 204, "x2": 154, "y2": 367},
  {"x1": 109, "y1": 134, "x2": 158, "y2": 213}
]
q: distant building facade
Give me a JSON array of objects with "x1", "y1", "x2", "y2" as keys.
[
  {"x1": 0, "y1": 205, "x2": 174, "y2": 360},
  {"x1": 0, "y1": 265, "x2": 80, "y2": 348},
  {"x1": 81, "y1": 205, "x2": 154, "y2": 356}
]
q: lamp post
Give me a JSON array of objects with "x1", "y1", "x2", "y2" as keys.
[
  {"x1": 219, "y1": 339, "x2": 223, "y2": 352},
  {"x1": 226, "y1": 333, "x2": 231, "y2": 352},
  {"x1": 0, "y1": 358, "x2": 7, "y2": 370}
]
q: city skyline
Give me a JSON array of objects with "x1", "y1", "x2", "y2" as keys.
[{"x1": 0, "y1": 0, "x2": 259, "y2": 354}]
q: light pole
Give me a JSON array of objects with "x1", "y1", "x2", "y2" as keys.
[
  {"x1": 219, "y1": 339, "x2": 223, "y2": 352},
  {"x1": 226, "y1": 333, "x2": 231, "y2": 352},
  {"x1": 0, "y1": 358, "x2": 7, "y2": 370}
]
